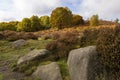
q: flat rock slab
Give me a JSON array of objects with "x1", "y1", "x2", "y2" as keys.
[
  {"x1": 17, "y1": 49, "x2": 50, "y2": 65},
  {"x1": 32, "y1": 62, "x2": 63, "y2": 80},
  {"x1": 67, "y1": 46, "x2": 100, "y2": 80}
]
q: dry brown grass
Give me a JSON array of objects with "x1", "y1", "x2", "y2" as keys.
[{"x1": 0, "y1": 25, "x2": 116, "y2": 41}]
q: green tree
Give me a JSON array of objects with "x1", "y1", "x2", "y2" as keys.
[
  {"x1": 50, "y1": 7, "x2": 72, "y2": 29},
  {"x1": 17, "y1": 18, "x2": 31, "y2": 32},
  {"x1": 30, "y1": 15, "x2": 41, "y2": 31},
  {"x1": 114, "y1": 18, "x2": 119, "y2": 23},
  {"x1": 0, "y1": 21, "x2": 18, "y2": 31},
  {"x1": 90, "y1": 14, "x2": 99, "y2": 26},
  {"x1": 72, "y1": 14, "x2": 84, "y2": 26},
  {"x1": 39, "y1": 16, "x2": 50, "y2": 29}
]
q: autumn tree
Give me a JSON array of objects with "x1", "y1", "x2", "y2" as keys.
[
  {"x1": 39, "y1": 16, "x2": 50, "y2": 29},
  {"x1": 0, "y1": 21, "x2": 18, "y2": 31},
  {"x1": 114, "y1": 18, "x2": 119, "y2": 23},
  {"x1": 30, "y1": 15, "x2": 41, "y2": 31},
  {"x1": 50, "y1": 7, "x2": 72, "y2": 29},
  {"x1": 72, "y1": 14, "x2": 84, "y2": 26},
  {"x1": 90, "y1": 14, "x2": 99, "y2": 26},
  {"x1": 17, "y1": 18, "x2": 31, "y2": 32}
]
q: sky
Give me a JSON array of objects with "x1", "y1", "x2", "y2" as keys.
[{"x1": 0, "y1": 0, "x2": 120, "y2": 22}]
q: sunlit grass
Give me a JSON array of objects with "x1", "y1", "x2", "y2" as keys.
[
  {"x1": 0, "y1": 74, "x2": 3, "y2": 80},
  {"x1": 0, "y1": 39, "x2": 52, "y2": 61}
]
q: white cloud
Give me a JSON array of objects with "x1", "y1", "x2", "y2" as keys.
[
  {"x1": 12, "y1": 0, "x2": 61, "y2": 20},
  {"x1": 0, "y1": 0, "x2": 61, "y2": 22},
  {"x1": 77, "y1": 0, "x2": 120, "y2": 20},
  {"x1": 0, "y1": 10, "x2": 16, "y2": 22},
  {"x1": 0, "y1": 0, "x2": 120, "y2": 22}
]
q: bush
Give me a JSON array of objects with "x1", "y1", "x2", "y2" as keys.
[
  {"x1": 80, "y1": 26, "x2": 120, "y2": 69},
  {"x1": 0, "y1": 32, "x2": 4, "y2": 40},
  {"x1": 50, "y1": 7, "x2": 72, "y2": 29},
  {"x1": 19, "y1": 32, "x2": 37, "y2": 40},
  {"x1": 1, "y1": 30, "x2": 37, "y2": 41},
  {"x1": 80, "y1": 28, "x2": 100, "y2": 47},
  {"x1": 3, "y1": 30, "x2": 19, "y2": 41},
  {"x1": 97, "y1": 25, "x2": 120, "y2": 79},
  {"x1": 51, "y1": 32, "x2": 60, "y2": 40},
  {"x1": 97, "y1": 26, "x2": 120, "y2": 69},
  {"x1": 46, "y1": 31, "x2": 80, "y2": 60},
  {"x1": 72, "y1": 14, "x2": 84, "y2": 26},
  {"x1": 90, "y1": 15, "x2": 99, "y2": 26}
]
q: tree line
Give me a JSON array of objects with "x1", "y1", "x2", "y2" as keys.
[{"x1": 0, "y1": 7, "x2": 100, "y2": 32}]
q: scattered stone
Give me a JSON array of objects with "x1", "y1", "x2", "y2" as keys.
[
  {"x1": 17, "y1": 49, "x2": 50, "y2": 65},
  {"x1": 11, "y1": 39, "x2": 27, "y2": 49},
  {"x1": 32, "y1": 62, "x2": 63, "y2": 80},
  {"x1": 67, "y1": 46, "x2": 100, "y2": 80}
]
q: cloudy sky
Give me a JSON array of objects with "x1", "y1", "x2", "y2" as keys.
[{"x1": 0, "y1": 0, "x2": 120, "y2": 22}]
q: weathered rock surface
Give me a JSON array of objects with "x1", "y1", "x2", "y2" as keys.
[
  {"x1": 67, "y1": 46, "x2": 100, "y2": 80},
  {"x1": 32, "y1": 62, "x2": 63, "y2": 80},
  {"x1": 11, "y1": 39, "x2": 27, "y2": 49},
  {"x1": 17, "y1": 49, "x2": 50, "y2": 65}
]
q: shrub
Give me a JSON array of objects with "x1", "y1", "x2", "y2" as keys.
[
  {"x1": 51, "y1": 32, "x2": 60, "y2": 40},
  {"x1": 46, "y1": 31, "x2": 80, "y2": 60},
  {"x1": 0, "y1": 32, "x2": 4, "y2": 40},
  {"x1": 97, "y1": 25, "x2": 120, "y2": 79},
  {"x1": 19, "y1": 32, "x2": 37, "y2": 40},
  {"x1": 90, "y1": 15, "x2": 99, "y2": 26},
  {"x1": 72, "y1": 14, "x2": 84, "y2": 26},
  {"x1": 80, "y1": 28, "x2": 100, "y2": 47},
  {"x1": 1, "y1": 30, "x2": 37, "y2": 41},
  {"x1": 3, "y1": 30, "x2": 19, "y2": 41},
  {"x1": 50, "y1": 7, "x2": 72, "y2": 29},
  {"x1": 97, "y1": 26, "x2": 120, "y2": 69}
]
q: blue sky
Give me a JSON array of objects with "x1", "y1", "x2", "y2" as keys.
[{"x1": 0, "y1": 0, "x2": 120, "y2": 22}]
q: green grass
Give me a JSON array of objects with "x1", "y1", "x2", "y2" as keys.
[
  {"x1": 0, "y1": 74, "x2": 3, "y2": 80},
  {"x1": 0, "y1": 39, "x2": 52, "y2": 61},
  {"x1": 0, "y1": 39, "x2": 70, "y2": 80},
  {"x1": 57, "y1": 59, "x2": 70, "y2": 80},
  {"x1": 39, "y1": 61, "x2": 52, "y2": 65},
  {"x1": 0, "y1": 39, "x2": 52, "y2": 79}
]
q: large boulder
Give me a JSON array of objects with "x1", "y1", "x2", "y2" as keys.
[
  {"x1": 32, "y1": 62, "x2": 63, "y2": 80},
  {"x1": 17, "y1": 49, "x2": 50, "y2": 65},
  {"x1": 67, "y1": 46, "x2": 101, "y2": 80},
  {"x1": 11, "y1": 39, "x2": 27, "y2": 49}
]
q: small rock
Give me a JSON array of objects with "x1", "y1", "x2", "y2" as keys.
[
  {"x1": 32, "y1": 62, "x2": 63, "y2": 80},
  {"x1": 11, "y1": 39, "x2": 27, "y2": 49}
]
